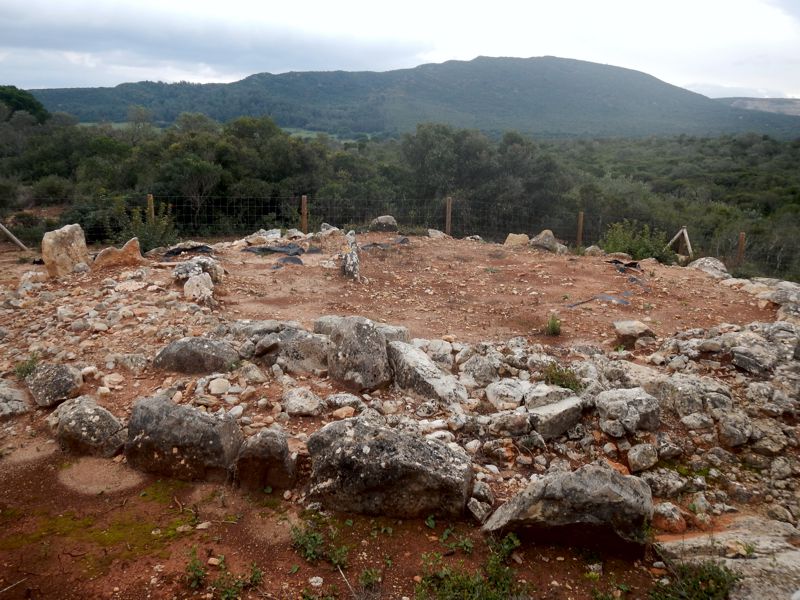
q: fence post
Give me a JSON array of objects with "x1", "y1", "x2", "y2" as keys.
[
  {"x1": 576, "y1": 211, "x2": 584, "y2": 248},
  {"x1": 146, "y1": 193, "x2": 155, "y2": 224},
  {"x1": 300, "y1": 195, "x2": 308, "y2": 234},
  {"x1": 445, "y1": 196, "x2": 452, "y2": 236},
  {"x1": 736, "y1": 231, "x2": 746, "y2": 265}
]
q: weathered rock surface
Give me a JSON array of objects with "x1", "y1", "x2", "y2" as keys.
[
  {"x1": 235, "y1": 429, "x2": 296, "y2": 490},
  {"x1": 184, "y1": 272, "x2": 214, "y2": 303},
  {"x1": 483, "y1": 463, "x2": 653, "y2": 542},
  {"x1": 504, "y1": 233, "x2": 529, "y2": 247},
  {"x1": 125, "y1": 396, "x2": 243, "y2": 481},
  {"x1": 92, "y1": 238, "x2": 145, "y2": 269},
  {"x1": 0, "y1": 379, "x2": 30, "y2": 419},
  {"x1": 687, "y1": 256, "x2": 730, "y2": 279},
  {"x1": 153, "y1": 337, "x2": 239, "y2": 374},
  {"x1": 282, "y1": 387, "x2": 324, "y2": 417},
  {"x1": 627, "y1": 443, "x2": 658, "y2": 473},
  {"x1": 307, "y1": 417, "x2": 472, "y2": 518},
  {"x1": 326, "y1": 317, "x2": 391, "y2": 391},
  {"x1": 529, "y1": 229, "x2": 568, "y2": 254},
  {"x1": 54, "y1": 396, "x2": 126, "y2": 457},
  {"x1": 41, "y1": 224, "x2": 90, "y2": 278},
  {"x1": 172, "y1": 256, "x2": 224, "y2": 283},
  {"x1": 595, "y1": 387, "x2": 659, "y2": 437},
  {"x1": 528, "y1": 397, "x2": 584, "y2": 439},
  {"x1": 387, "y1": 341, "x2": 467, "y2": 405},
  {"x1": 278, "y1": 330, "x2": 331, "y2": 375},
  {"x1": 369, "y1": 215, "x2": 398, "y2": 232},
  {"x1": 656, "y1": 516, "x2": 800, "y2": 600},
  {"x1": 613, "y1": 320, "x2": 655, "y2": 348},
  {"x1": 25, "y1": 363, "x2": 83, "y2": 407}
]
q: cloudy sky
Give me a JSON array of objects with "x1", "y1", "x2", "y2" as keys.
[{"x1": 1, "y1": 0, "x2": 799, "y2": 97}]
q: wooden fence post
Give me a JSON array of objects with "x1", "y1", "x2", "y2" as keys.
[
  {"x1": 736, "y1": 231, "x2": 746, "y2": 265},
  {"x1": 445, "y1": 196, "x2": 452, "y2": 236},
  {"x1": 300, "y1": 195, "x2": 308, "y2": 234},
  {"x1": 576, "y1": 211, "x2": 584, "y2": 248},
  {"x1": 0, "y1": 223, "x2": 29, "y2": 251},
  {"x1": 146, "y1": 193, "x2": 155, "y2": 224}
]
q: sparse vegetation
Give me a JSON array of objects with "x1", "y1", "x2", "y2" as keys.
[
  {"x1": 185, "y1": 547, "x2": 206, "y2": 590},
  {"x1": 544, "y1": 314, "x2": 562, "y2": 336},
  {"x1": 600, "y1": 220, "x2": 676, "y2": 264},
  {"x1": 650, "y1": 561, "x2": 741, "y2": 600},
  {"x1": 14, "y1": 352, "x2": 39, "y2": 379},
  {"x1": 541, "y1": 362, "x2": 583, "y2": 392}
]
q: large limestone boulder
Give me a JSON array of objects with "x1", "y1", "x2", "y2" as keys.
[
  {"x1": 504, "y1": 233, "x2": 529, "y2": 247},
  {"x1": 278, "y1": 330, "x2": 331, "y2": 375},
  {"x1": 153, "y1": 337, "x2": 239, "y2": 374},
  {"x1": 25, "y1": 363, "x2": 83, "y2": 407},
  {"x1": 613, "y1": 320, "x2": 655, "y2": 348},
  {"x1": 369, "y1": 215, "x2": 398, "y2": 232},
  {"x1": 307, "y1": 417, "x2": 473, "y2": 518},
  {"x1": 235, "y1": 429, "x2": 296, "y2": 491},
  {"x1": 41, "y1": 224, "x2": 90, "y2": 278},
  {"x1": 483, "y1": 463, "x2": 653, "y2": 543},
  {"x1": 326, "y1": 317, "x2": 391, "y2": 391},
  {"x1": 687, "y1": 256, "x2": 730, "y2": 279},
  {"x1": 125, "y1": 396, "x2": 243, "y2": 481},
  {"x1": 92, "y1": 238, "x2": 145, "y2": 269},
  {"x1": 54, "y1": 396, "x2": 126, "y2": 457},
  {"x1": 387, "y1": 341, "x2": 467, "y2": 406},
  {"x1": 529, "y1": 229, "x2": 568, "y2": 254}
]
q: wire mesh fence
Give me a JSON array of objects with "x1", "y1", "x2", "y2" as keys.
[{"x1": 2, "y1": 193, "x2": 798, "y2": 280}]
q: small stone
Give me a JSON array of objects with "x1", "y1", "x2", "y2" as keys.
[
  {"x1": 332, "y1": 406, "x2": 356, "y2": 419},
  {"x1": 208, "y1": 378, "x2": 231, "y2": 396}
]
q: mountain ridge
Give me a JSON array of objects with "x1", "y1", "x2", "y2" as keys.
[{"x1": 27, "y1": 56, "x2": 800, "y2": 138}]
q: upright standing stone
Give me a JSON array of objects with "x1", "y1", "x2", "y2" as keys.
[{"x1": 41, "y1": 224, "x2": 90, "y2": 278}]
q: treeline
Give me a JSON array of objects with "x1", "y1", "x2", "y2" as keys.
[{"x1": 0, "y1": 97, "x2": 798, "y2": 280}]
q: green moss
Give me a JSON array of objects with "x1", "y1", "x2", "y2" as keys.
[{"x1": 139, "y1": 479, "x2": 187, "y2": 504}]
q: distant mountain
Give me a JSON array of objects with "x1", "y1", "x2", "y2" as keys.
[
  {"x1": 28, "y1": 56, "x2": 800, "y2": 138},
  {"x1": 715, "y1": 97, "x2": 800, "y2": 117}
]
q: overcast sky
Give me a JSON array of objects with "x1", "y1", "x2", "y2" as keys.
[{"x1": 1, "y1": 0, "x2": 799, "y2": 97}]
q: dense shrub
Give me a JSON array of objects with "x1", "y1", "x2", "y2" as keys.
[{"x1": 600, "y1": 220, "x2": 676, "y2": 263}]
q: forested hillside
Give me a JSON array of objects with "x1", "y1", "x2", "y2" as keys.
[
  {"x1": 29, "y1": 56, "x2": 800, "y2": 138},
  {"x1": 1, "y1": 97, "x2": 798, "y2": 280}
]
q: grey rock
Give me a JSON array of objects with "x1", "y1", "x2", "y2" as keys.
[
  {"x1": 369, "y1": 215, "x2": 398, "y2": 232},
  {"x1": 125, "y1": 395, "x2": 243, "y2": 481},
  {"x1": 326, "y1": 317, "x2": 391, "y2": 391},
  {"x1": 731, "y1": 344, "x2": 779, "y2": 375},
  {"x1": 307, "y1": 417, "x2": 472, "y2": 518},
  {"x1": 235, "y1": 429, "x2": 296, "y2": 490},
  {"x1": 656, "y1": 516, "x2": 800, "y2": 600},
  {"x1": 468, "y1": 498, "x2": 493, "y2": 523},
  {"x1": 342, "y1": 232, "x2": 360, "y2": 279},
  {"x1": 595, "y1": 387, "x2": 659, "y2": 437},
  {"x1": 686, "y1": 256, "x2": 730, "y2": 279},
  {"x1": 485, "y1": 378, "x2": 528, "y2": 410},
  {"x1": 41, "y1": 224, "x2": 90, "y2": 278},
  {"x1": 523, "y1": 383, "x2": 574, "y2": 410},
  {"x1": 488, "y1": 411, "x2": 532, "y2": 436},
  {"x1": 472, "y1": 480, "x2": 495, "y2": 505},
  {"x1": 153, "y1": 337, "x2": 239, "y2": 374},
  {"x1": 613, "y1": 320, "x2": 655, "y2": 349},
  {"x1": 627, "y1": 443, "x2": 658, "y2": 473},
  {"x1": 172, "y1": 256, "x2": 224, "y2": 283},
  {"x1": 718, "y1": 411, "x2": 753, "y2": 447},
  {"x1": 750, "y1": 418, "x2": 788, "y2": 456},
  {"x1": 483, "y1": 463, "x2": 653, "y2": 543},
  {"x1": 279, "y1": 330, "x2": 331, "y2": 375},
  {"x1": 108, "y1": 353, "x2": 148, "y2": 374},
  {"x1": 529, "y1": 229, "x2": 568, "y2": 254},
  {"x1": 374, "y1": 323, "x2": 411, "y2": 344},
  {"x1": 25, "y1": 363, "x2": 83, "y2": 407},
  {"x1": 652, "y1": 374, "x2": 731, "y2": 417},
  {"x1": 681, "y1": 412, "x2": 714, "y2": 430},
  {"x1": 528, "y1": 397, "x2": 583, "y2": 440},
  {"x1": 460, "y1": 353, "x2": 500, "y2": 387},
  {"x1": 639, "y1": 468, "x2": 688, "y2": 498},
  {"x1": 0, "y1": 379, "x2": 30, "y2": 419},
  {"x1": 325, "y1": 393, "x2": 366, "y2": 412},
  {"x1": 228, "y1": 319, "x2": 299, "y2": 340},
  {"x1": 55, "y1": 396, "x2": 126, "y2": 457},
  {"x1": 283, "y1": 387, "x2": 324, "y2": 417},
  {"x1": 387, "y1": 341, "x2": 467, "y2": 405}
]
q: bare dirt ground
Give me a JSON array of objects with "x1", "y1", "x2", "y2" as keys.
[{"x1": 0, "y1": 233, "x2": 780, "y2": 599}]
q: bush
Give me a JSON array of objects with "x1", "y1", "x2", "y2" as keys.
[
  {"x1": 541, "y1": 363, "x2": 583, "y2": 392},
  {"x1": 31, "y1": 175, "x2": 73, "y2": 205},
  {"x1": 600, "y1": 220, "x2": 676, "y2": 263},
  {"x1": 650, "y1": 560, "x2": 741, "y2": 600},
  {"x1": 118, "y1": 204, "x2": 176, "y2": 252},
  {"x1": 544, "y1": 314, "x2": 561, "y2": 336}
]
